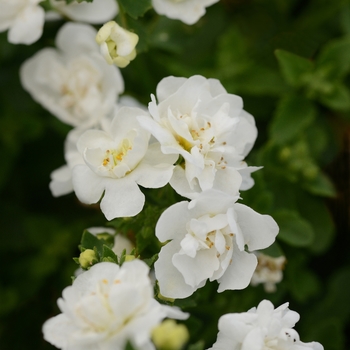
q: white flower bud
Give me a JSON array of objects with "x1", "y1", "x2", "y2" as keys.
[{"x1": 96, "y1": 21, "x2": 139, "y2": 68}]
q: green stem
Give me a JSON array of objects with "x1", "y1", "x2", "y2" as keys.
[{"x1": 117, "y1": 0, "x2": 128, "y2": 29}]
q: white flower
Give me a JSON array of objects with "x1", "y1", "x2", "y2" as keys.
[
  {"x1": 208, "y1": 299, "x2": 324, "y2": 350},
  {"x1": 138, "y1": 75, "x2": 259, "y2": 199},
  {"x1": 43, "y1": 260, "x2": 188, "y2": 350},
  {"x1": 20, "y1": 22, "x2": 124, "y2": 128},
  {"x1": 72, "y1": 106, "x2": 177, "y2": 220},
  {"x1": 50, "y1": 0, "x2": 118, "y2": 24},
  {"x1": 152, "y1": 0, "x2": 219, "y2": 25},
  {"x1": 96, "y1": 21, "x2": 139, "y2": 68},
  {"x1": 49, "y1": 96, "x2": 147, "y2": 198},
  {"x1": 0, "y1": 0, "x2": 45, "y2": 44},
  {"x1": 250, "y1": 252, "x2": 286, "y2": 293},
  {"x1": 154, "y1": 190, "x2": 279, "y2": 299}
]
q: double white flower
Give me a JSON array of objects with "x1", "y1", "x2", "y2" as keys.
[
  {"x1": 138, "y1": 75, "x2": 259, "y2": 199},
  {"x1": 208, "y1": 299, "x2": 324, "y2": 350},
  {"x1": 154, "y1": 190, "x2": 279, "y2": 299},
  {"x1": 20, "y1": 22, "x2": 124, "y2": 128},
  {"x1": 72, "y1": 106, "x2": 177, "y2": 220},
  {"x1": 43, "y1": 260, "x2": 188, "y2": 350}
]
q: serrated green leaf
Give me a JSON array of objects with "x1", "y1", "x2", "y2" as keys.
[
  {"x1": 316, "y1": 36, "x2": 350, "y2": 79},
  {"x1": 270, "y1": 95, "x2": 316, "y2": 144},
  {"x1": 275, "y1": 49, "x2": 314, "y2": 87},
  {"x1": 303, "y1": 171, "x2": 336, "y2": 197},
  {"x1": 101, "y1": 245, "x2": 118, "y2": 264},
  {"x1": 118, "y1": 0, "x2": 151, "y2": 19},
  {"x1": 274, "y1": 210, "x2": 314, "y2": 247},
  {"x1": 143, "y1": 254, "x2": 158, "y2": 267}
]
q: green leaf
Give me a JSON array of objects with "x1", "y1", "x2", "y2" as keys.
[
  {"x1": 270, "y1": 95, "x2": 316, "y2": 144},
  {"x1": 259, "y1": 241, "x2": 284, "y2": 258},
  {"x1": 316, "y1": 36, "x2": 350, "y2": 80},
  {"x1": 275, "y1": 49, "x2": 314, "y2": 87},
  {"x1": 187, "y1": 340, "x2": 205, "y2": 350},
  {"x1": 274, "y1": 209, "x2": 314, "y2": 247},
  {"x1": 81, "y1": 230, "x2": 105, "y2": 257},
  {"x1": 319, "y1": 82, "x2": 350, "y2": 111},
  {"x1": 297, "y1": 192, "x2": 335, "y2": 254},
  {"x1": 118, "y1": 0, "x2": 152, "y2": 19},
  {"x1": 286, "y1": 257, "x2": 320, "y2": 303},
  {"x1": 303, "y1": 171, "x2": 336, "y2": 197},
  {"x1": 143, "y1": 253, "x2": 158, "y2": 267},
  {"x1": 101, "y1": 245, "x2": 118, "y2": 264}
]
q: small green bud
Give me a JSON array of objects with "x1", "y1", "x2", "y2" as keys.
[
  {"x1": 124, "y1": 254, "x2": 136, "y2": 262},
  {"x1": 152, "y1": 320, "x2": 189, "y2": 350},
  {"x1": 78, "y1": 249, "x2": 98, "y2": 269}
]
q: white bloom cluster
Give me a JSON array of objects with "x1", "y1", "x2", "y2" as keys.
[
  {"x1": 138, "y1": 75, "x2": 259, "y2": 199},
  {"x1": 155, "y1": 190, "x2": 279, "y2": 298},
  {"x1": 72, "y1": 106, "x2": 176, "y2": 220},
  {"x1": 43, "y1": 260, "x2": 188, "y2": 350},
  {"x1": 21, "y1": 22, "x2": 124, "y2": 129},
  {"x1": 152, "y1": 0, "x2": 220, "y2": 25},
  {"x1": 208, "y1": 299, "x2": 324, "y2": 350}
]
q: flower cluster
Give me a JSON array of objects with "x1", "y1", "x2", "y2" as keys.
[
  {"x1": 208, "y1": 300, "x2": 324, "y2": 350},
  {"x1": 43, "y1": 260, "x2": 188, "y2": 350},
  {"x1": 8, "y1": 2, "x2": 325, "y2": 349}
]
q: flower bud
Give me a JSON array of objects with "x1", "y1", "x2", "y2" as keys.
[
  {"x1": 78, "y1": 249, "x2": 98, "y2": 269},
  {"x1": 152, "y1": 319, "x2": 189, "y2": 350},
  {"x1": 96, "y1": 21, "x2": 139, "y2": 68},
  {"x1": 124, "y1": 254, "x2": 136, "y2": 262}
]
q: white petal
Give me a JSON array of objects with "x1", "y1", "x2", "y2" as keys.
[
  {"x1": 100, "y1": 177, "x2": 145, "y2": 220},
  {"x1": 217, "y1": 245, "x2": 257, "y2": 292},
  {"x1": 8, "y1": 5, "x2": 44, "y2": 44},
  {"x1": 234, "y1": 203, "x2": 279, "y2": 251},
  {"x1": 56, "y1": 0, "x2": 118, "y2": 24},
  {"x1": 155, "y1": 240, "x2": 196, "y2": 299},
  {"x1": 49, "y1": 165, "x2": 73, "y2": 197},
  {"x1": 56, "y1": 22, "x2": 98, "y2": 56},
  {"x1": 72, "y1": 164, "x2": 105, "y2": 204},
  {"x1": 156, "y1": 201, "x2": 191, "y2": 242},
  {"x1": 156, "y1": 76, "x2": 187, "y2": 102},
  {"x1": 173, "y1": 248, "x2": 219, "y2": 287},
  {"x1": 42, "y1": 314, "x2": 73, "y2": 349}
]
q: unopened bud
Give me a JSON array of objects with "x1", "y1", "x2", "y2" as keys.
[
  {"x1": 78, "y1": 249, "x2": 98, "y2": 269},
  {"x1": 96, "y1": 21, "x2": 139, "y2": 68},
  {"x1": 152, "y1": 319, "x2": 189, "y2": 350}
]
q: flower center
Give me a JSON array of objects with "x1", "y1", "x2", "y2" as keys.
[{"x1": 102, "y1": 139, "x2": 132, "y2": 171}]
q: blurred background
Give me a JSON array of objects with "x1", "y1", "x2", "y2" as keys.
[{"x1": 1, "y1": 0, "x2": 350, "y2": 348}]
